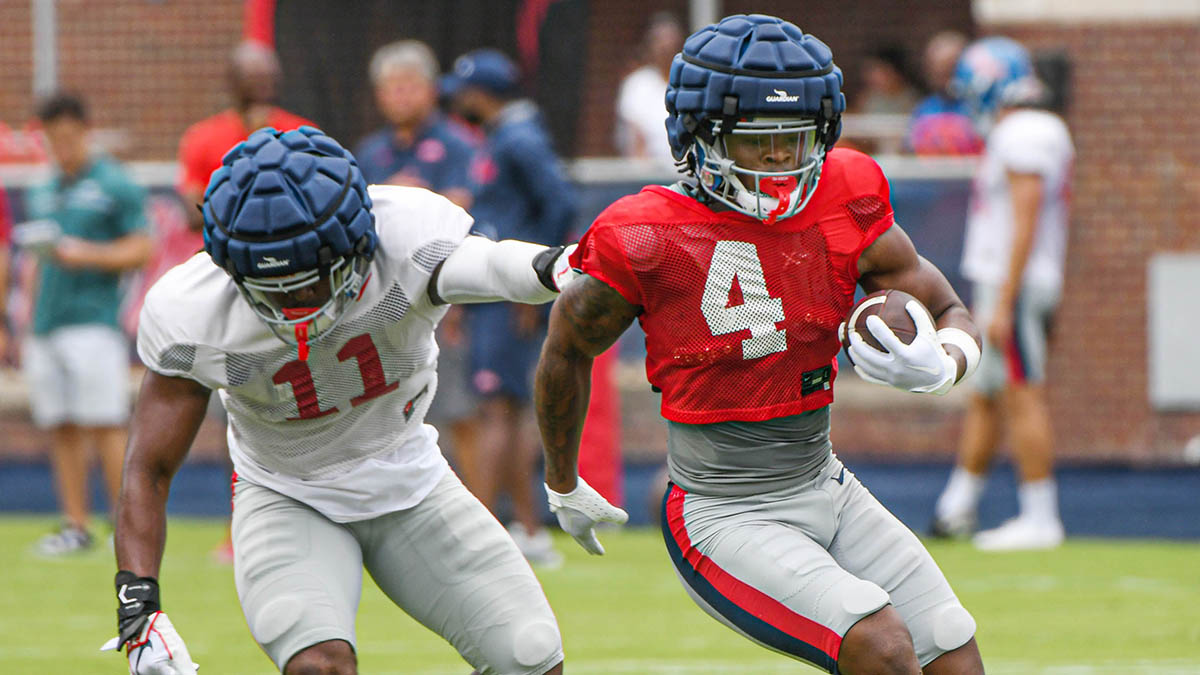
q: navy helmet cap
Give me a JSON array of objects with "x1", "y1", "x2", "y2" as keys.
[
  {"x1": 664, "y1": 14, "x2": 845, "y2": 161},
  {"x1": 439, "y1": 48, "x2": 519, "y2": 98},
  {"x1": 201, "y1": 125, "x2": 378, "y2": 282}
]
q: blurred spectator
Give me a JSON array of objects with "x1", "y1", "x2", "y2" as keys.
[
  {"x1": 176, "y1": 41, "x2": 315, "y2": 234},
  {"x1": 914, "y1": 31, "x2": 970, "y2": 117},
  {"x1": 443, "y1": 48, "x2": 576, "y2": 567},
  {"x1": 173, "y1": 40, "x2": 314, "y2": 564},
  {"x1": 908, "y1": 31, "x2": 983, "y2": 155},
  {"x1": 21, "y1": 93, "x2": 151, "y2": 555},
  {"x1": 614, "y1": 12, "x2": 684, "y2": 172},
  {"x1": 932, "y1": 38, "x2": 1073, "y2": 551},
  {"x1": 355, "y1": 40, "x2": 476, "y2": 209},
  {"x1": 857, "y1": 45, "x2": 920, "y2": 116},
  {"x1": 846, "y1": 45, "x2": 921, "y2": 154},
  {"x1": 354, "y1": 39, "x2": 481, "y2": 483}
]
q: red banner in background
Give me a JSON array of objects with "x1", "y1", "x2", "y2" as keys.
[{"x1": 243, "y1": 0, "x2": 277, "y2": 47}]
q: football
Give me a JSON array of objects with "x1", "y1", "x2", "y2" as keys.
[{"x1": 840, "y1": 289, "x2": 932, "y2": 360}]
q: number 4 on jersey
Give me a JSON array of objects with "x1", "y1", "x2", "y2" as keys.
[{"x1": 701, "y1": 240, "x2": 787, "y2": 360}]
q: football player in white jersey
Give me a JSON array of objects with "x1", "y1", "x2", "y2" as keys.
[
  {"x1": 932, "y1": 38, "x2": 1075, "y2": 551},
  {"x1": 103, "y1": 127, "x2": 585, "y2": 674}
]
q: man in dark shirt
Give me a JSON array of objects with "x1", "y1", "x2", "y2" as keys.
[{"x1": 354, "y1": 40, "x2": 476, "y2": 210}]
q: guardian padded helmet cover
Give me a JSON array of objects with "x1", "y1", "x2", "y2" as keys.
[
  {"x1": 665, "y1": 14, "x2": 845, "y2": 223},
  {"x1": 202, "y1": 126, "x2": 377, "y2": 357}
]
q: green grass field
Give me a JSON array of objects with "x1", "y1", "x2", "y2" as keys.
[{"x1": 2, "y1": 516, "x2": 1198, "y2": 674}]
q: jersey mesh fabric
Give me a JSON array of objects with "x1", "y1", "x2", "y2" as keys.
[
  {"x1": 219, "y1": 280, "x2": 438, "y2": 479},
  {"x1": 138, "y1": 186, "x2": 473, "y2": 485},
  {"x1": 573, "y1": 149, "x2": 894, "y2": 424}
]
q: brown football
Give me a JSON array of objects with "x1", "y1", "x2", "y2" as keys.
[{"x1": 840, "y1": 289, "x2": 932, "y2": 362}]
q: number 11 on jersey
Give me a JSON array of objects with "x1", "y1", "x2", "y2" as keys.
[
  {"x1": 701, "y1": 240, "x2": 787, "y2": 360},
  {"x1": 272, "y1": 333, "x2": 399, "y2": 420}
]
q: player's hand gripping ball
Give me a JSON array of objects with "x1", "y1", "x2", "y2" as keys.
[
  {"x1": 839, "y1": 290, "x2": 958, "y2": 395},
  {"x1": 839, "y1": 289, "x2": 927, "y2": 359}
]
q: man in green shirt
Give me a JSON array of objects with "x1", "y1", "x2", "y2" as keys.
[{"x1": 21, "y1": 93, "x2": 151, "y2": 554}]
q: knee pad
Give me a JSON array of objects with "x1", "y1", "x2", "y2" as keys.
[
  {"x1": 932, "y1": 604, "x2": 976, "y2": 651},
  {"x1": 244, "y1": 576, "x2": 354, "y2": 670},
  {"x1": 508, "y1": 619, "x2": 562, "y2": 673},
  {"x1": 250, "y1": 593, "x2": 307, "y2": 646},
  {"x1": 841, "y1": 578, "x2": 890, "y2": 617}
]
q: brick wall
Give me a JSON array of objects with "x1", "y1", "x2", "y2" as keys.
[
  {"x1": 575, "y1": 0, "x2": 687, "y2": 158},
  {"x1": 0, "y1": 0, "x2": 242, "y2": 160},
  {"x1": 0, "y1": 2, "x2": 34, "y2": 138}
]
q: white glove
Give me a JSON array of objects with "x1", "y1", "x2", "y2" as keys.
[
  {"x1": 545, "y1": 476, "x2": 629, "y2": 555},
  {"x1": 846, "y1": 300, "x2": 957, "y2": 395},
  {"x1": 101, "y1": 612, "x2": 198, "y2": 675}
]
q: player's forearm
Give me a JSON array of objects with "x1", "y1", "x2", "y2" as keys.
[
  {"x1": 534, "y1": 276, "x2": 638, "y2": 489},
  {"x1": 58, "y1": 233, "x2": 152, "y2": 272},
  {"x1": 105, "y1": 235, "x2": 153, "y2": 271},
  {"x1": 114, "y1": 465, "x2": 171, "y2": 578},
  {"x1": 887, "y1": 254, "x2": 982, "y2": 383},
  {"x1": 1000, "y1": 229, "x2": 1035, "y2": 309},
  {"x1": 434, "y1": 236, "x2": 568, "y2": 305},
  {"x1": 115, "y1": 372, "x2": 211, "y2": 577},
  {"x1": 534, "y1": 338, "x2": 592, "y2": 493},
  {"x1": 1000, "y1": 171, "x2": 1044, "y2": 306}
]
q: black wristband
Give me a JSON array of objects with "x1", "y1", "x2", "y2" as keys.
[
  {"x1": 532, "y1": 245, "x2": 567, "y2": 292},
  {"x1": 115, "y1": 570, "x2": 161, "y2": 648}
]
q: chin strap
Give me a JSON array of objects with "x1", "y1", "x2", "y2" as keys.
[
  {"x1": 760, "y1": 175, "x2": 799, "y2": 224},
  {"x1": 281, "y1": 307, "x2": 318, "y2": 361}
]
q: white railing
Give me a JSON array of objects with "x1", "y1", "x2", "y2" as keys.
[{"x1": 0, "y1": 154, "x2": 975, "y2": 190}]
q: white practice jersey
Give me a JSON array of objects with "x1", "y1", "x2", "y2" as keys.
[
  {"x1": 961, "y1": 109, "x2": 1074, "y2": 291},
  {"x1": 138, "y1": 186, "x2": 473, "y2": 522}
]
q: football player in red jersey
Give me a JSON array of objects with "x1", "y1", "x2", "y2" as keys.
[{"x1": 534, "y1": 15, "x2": 985, "y2": 675}]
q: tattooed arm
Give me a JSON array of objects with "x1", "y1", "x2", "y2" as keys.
[
  {"x1": 535, "y1": 275, "x2": 641, "y2": 493},
  {"x1": 857, "y1": 224, "x2": 981, "y2": 382}
]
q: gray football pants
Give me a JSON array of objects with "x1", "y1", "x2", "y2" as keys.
[
  {"x1": 662, "y1": 455, "x2": 975, "y2": 672},
  {"x1": 231, "y1": 469, "x2": 563, "y2": 673}
]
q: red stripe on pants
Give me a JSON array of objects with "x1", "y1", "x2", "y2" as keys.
[
  {"x1": 665, "y1": 486, "x2": 842, "y2": 662},
  {"x1": 1004, "y1": 333, "x2": 1027, "y2": 384}
]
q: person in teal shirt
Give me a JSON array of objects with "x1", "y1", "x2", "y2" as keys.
[{"x1": 21, "y1": 93, "x2": 152, "y2": 555}]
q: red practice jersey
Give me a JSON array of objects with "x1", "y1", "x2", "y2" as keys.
[{"x1": 572, "y1": 148, "x2": 895, "y2": 424}]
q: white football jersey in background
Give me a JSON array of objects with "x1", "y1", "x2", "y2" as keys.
[
  {"x1": 137, "y1": 186, "x2": 473, "y2": 522},
  {"x1": 615, "y1": 65, "x2": 678, "y2": 172},
  {"x1": 960, "y1": 109, "x2": 1074, "y2": 292}
]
